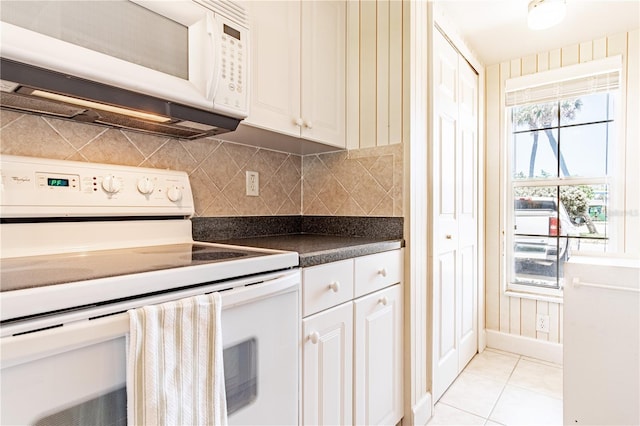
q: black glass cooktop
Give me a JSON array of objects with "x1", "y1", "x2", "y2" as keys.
[{"x1": 0, "y1": 243, "x2": 266, "y2": 292}]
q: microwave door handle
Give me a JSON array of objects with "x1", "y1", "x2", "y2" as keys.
[{"x1": 205, "y1": 13, "x2": 219, "y2": 101}]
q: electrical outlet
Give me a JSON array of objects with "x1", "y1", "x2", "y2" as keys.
[
  {"x1": 246, "y1": 171, "x2": 259, "y2": 196},
  {"x1": 536, "y1": 313, "x2": 550, "y2": 333}
]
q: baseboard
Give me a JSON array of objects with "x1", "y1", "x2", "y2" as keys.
[
  {"x1": 411, "y1": 392, "x2": 433, "y2": 426},
  {"x1": 486, "y1": 329, "x2": 563, "y2": 365}
]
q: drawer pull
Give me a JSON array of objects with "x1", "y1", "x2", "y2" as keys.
[
  {"x1": 445, "y1": 234, "x2": 452, "y2": 239},
  {"x1": 328, "y1": 281, "x2": 341, "y2": 293},
  {"x1": 378, "y1": 268, "x2": 388, "y2": 277},
  {"x1": 309, "y1": 331, "x2": 320, "y2": 344},
  {"x1": 378, "y1": 296, "x2": 389, "y2": 306}
]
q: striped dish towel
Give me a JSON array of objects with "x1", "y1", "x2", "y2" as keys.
[{"x1": 127, "y1": 293, "x2": 227, "y2": 426}]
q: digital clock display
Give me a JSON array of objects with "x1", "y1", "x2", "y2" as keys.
[
  {"x1": 48, "y1": 178, "x2": 70, "y2": 187},
  {"x1": 223, "y1": 24, "x2": 241, "y2": 40}
]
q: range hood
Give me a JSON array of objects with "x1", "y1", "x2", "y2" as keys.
[{"x1": 0, "y1": 59, "x2": 241, "y2": 140}]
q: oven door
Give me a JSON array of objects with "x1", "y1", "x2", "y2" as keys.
[{"x1": 0, "y1": 271, "x2": 299, "y2": 426}]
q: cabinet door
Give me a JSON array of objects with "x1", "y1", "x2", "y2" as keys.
[
  {"x1": 303, "y1": 302, "x2": 353, "y2": 426},
  {"x1": 353, "y1": 284, "x2": 403, "y2": 426},
  {"x1": 244, "y1": 1, "x2": 300, "y2": 137},
  {"x1": 300, "y1": 0, "x2": 346, "y2": 147}
]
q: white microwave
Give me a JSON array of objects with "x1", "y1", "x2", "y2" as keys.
[{"x1": 0, "y1": 0, "x2": 249, "y2": 123}]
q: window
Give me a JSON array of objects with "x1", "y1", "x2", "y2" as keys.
[{"x1": 505, "y1": 57, "x2": 621, "y2": 294}]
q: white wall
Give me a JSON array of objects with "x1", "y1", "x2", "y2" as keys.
[{"x1": 484, "y1": 30, "x2": 640, "y2": 358}]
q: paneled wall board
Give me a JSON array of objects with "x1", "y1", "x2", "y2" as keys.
[
  {"x1": 520, "y1": 299, "x2": 537, "y2": 338},
  {"x1": 549, "y1": 303, "x2": 560, "y2": 343},
  {"x1": 593, "y1": 37, "x2": 607, "y2": 59},
  {"x1": 346, "y1": 1, "x2": 360, "y2": 148},
  {"x1": 579, "y1": 41, "x2": 593, "y2": 63},
  {"x1": 509, "y1": 298, "x2": 520, "y2": 335},
  {"x1": 349, "y1": 0, "x2": 404, "y2": 149},
  {"x1": 498, "y1": 60, "x2": 511, "y2": 335},
  {"x1": 521, "y1": 54, "x2": 537, "y2": 76},
  {"x1": 485, "y1": 31, "x2": 639, "y2": 346},
  {"x1": 484, "y1": 63, "x2": 501, "y2": 332},
  {"x1": 388, "y1": 0, "x2": 403, "y2": 146},
  {"x1": 561, "y1": 43, "x2": 579, "y2": 66},
  {"x1": 377, "y1": 0, "x2": 390, "y2": 146},
  {"x1": 549, "y1": 48, "x2": 562, "y2": 69},
  {"x1": 359, "y1": 0, "x2": 377, "y2": 148},
  {"x1": 537, "y1": 52, "x2": 549, "y2": 72}
]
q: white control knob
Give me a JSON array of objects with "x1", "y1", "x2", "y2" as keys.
[
  {"x1": 304, "y1": 120, "x2": 313, "y2": 129},
  {"x1": 328, "y1": 281, "x2": 341, "y2": 293},
  {"x1": 101, "y1": 175, "x2": 122, "y2": 194},
  {"x1": 309, "y1": 331, "x2": 320, "y2": 344},
  {"x1": 378, "y1": 268, "x2": 388, "y2": 277},
  {"x1": 378, "y1": 296, "x2": 389, "y2": 306},
  {"x1": 137, "y1": 177, "x2": 155, "y2": 195},
  {"x1": 167, "y1": 186, "x2": 183, "y2": 202},
  {"x1": 294, "y1": 117, "x2": 304, "y2": 127}
]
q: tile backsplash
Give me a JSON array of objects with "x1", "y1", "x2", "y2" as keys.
[
  {"x1": 302, "y1": 144, "x2": 403, "y2": 216},
  {"x1": 0, "y1": 111, "x2": 403, "y2": 217}
]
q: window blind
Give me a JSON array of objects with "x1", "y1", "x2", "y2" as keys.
[{"x1": 505, "y1": 55, "x2": 622, "y2": 107}]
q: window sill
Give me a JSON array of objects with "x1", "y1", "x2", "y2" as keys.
[{"x1": 505, "y1": 286, "x2": 564, "y2": 304}]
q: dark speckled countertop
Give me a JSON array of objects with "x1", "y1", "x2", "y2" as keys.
[
  {"x1": 220, "y1": 234, "x2": 403, "y2": 267},
  {"x1": 192, "y1": 216, "x2": 404, "y2": 267}
]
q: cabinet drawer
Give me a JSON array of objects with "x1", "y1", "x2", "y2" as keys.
[
  {"x1": 302, "y1": 259, "x2": 354, "y2": 317},
  {"x1": 354, "y1": 250, "x2": 403, "y2": 297}
]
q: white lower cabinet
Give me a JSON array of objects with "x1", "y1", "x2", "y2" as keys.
[
  {"x1": 353, "y1": 284, "x2": 403, "y2": 425},
  {"x1": 302, "y1": 249, "x2": 403, "y2": 426},
  {"x1": 303, "y1": 302, "x2": 354, "y2": 426}
]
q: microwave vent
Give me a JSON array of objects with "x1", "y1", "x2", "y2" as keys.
[
  {"x1": 195, "y1": 0, "x2": 248, "y2": 27},
  {"x1": 0, "y1": 91, "x2": 86, "y2": 119},
  {"x1": 0, "y1": 59, "x2": 240, "y2": 140}
]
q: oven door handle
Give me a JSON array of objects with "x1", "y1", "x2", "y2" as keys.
[{"x1": 1, "y1": 271, "x2": 300, "y2": 369}]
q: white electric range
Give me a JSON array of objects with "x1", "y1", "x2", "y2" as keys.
[{"x1": 0, "y1": 154, "x2": 300, "y2": 426}]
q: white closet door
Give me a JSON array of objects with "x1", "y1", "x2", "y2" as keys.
[
  {"x1": 457, "y1": 55, "x2": 479, "y2": 369},
  {"x1": 432, "y1": 27, "x2": 478, "y2": 402}
]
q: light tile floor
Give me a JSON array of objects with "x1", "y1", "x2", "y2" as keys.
[{"x1": 427, "y1": 349, "x2": 563, "y2": 426}]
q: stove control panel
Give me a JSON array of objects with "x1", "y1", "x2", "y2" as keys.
[{"x1": 0, "y1": 155, "x2": 194, "y2": 218}]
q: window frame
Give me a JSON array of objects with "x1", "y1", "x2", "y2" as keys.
[{"x1": 503, "y1": 58, "x2": 625, "y2": 297}]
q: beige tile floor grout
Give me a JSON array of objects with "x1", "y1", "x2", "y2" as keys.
[{"x1": 427, "y1": 348, "x2": 563, "y2": 426}]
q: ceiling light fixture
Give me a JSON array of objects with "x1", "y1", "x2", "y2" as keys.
[{"x1": 528, "y1": 0, "x2": 567, "y2": 30}]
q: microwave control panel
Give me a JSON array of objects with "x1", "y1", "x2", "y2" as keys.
[{"x1": 215, "y1": 15, "x2": 249, "y2": 117}]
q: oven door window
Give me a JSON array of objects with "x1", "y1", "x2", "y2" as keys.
[
  {"x1": 22, "y1": 338, "x2": 259, "y2": 425},
  {"x1": 35, "y1": 388, "x2": 127, "y2": 426},
  {"x1": 224, "y1": 338, "x2": 258, "y2": 415}
]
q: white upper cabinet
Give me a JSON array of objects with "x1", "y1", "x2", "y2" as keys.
[
  {"x1": 231, "y1": 0, "x2": 346, "y2": 152},
  {"x1": 300, "y1": 1, "x2": 346, "y2": 147},
  {"x1": 244, "y1": 1, "x2": 301, "y2": 139}
]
